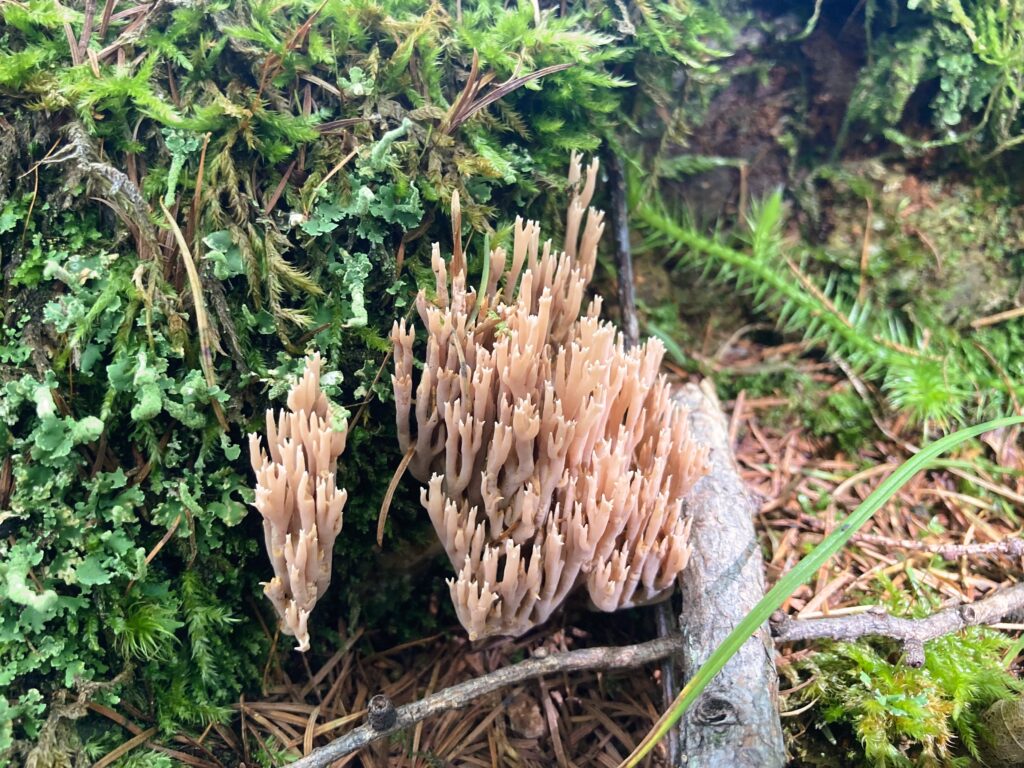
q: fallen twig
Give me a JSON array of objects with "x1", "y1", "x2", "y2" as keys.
[
  {"x1": 782, "y1": 512, "x2": 1024, "y2": 560},
  {"x1": 605, "y1": 148, "x2": 639, "y2": 350},
  {"x1": 286, "y1": 635, "x2": 683, "y2": 767},
  {"x1": 848, "y1": 531, "x2": 1024, "y2": 560},
  {"x1": 655, "y1": 601, "x2": 681, "y2": 766},
  {"x1": 771, "y1": 582, "x2": 1024, "y2": 667}
]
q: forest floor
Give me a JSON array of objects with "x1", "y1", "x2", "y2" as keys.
[{"x1": 90, "y1": 338, "x2": 1024, "y2": 767}]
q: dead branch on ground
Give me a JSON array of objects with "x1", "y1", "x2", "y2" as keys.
[
  {"x1": 784, "y1": 511, "x2": 1024, "y2": 560},
  {"x1": 772, "y1": 582, "x2": 1024, "y2": 667},
  {"x1": 287, "y1": 635, "x2": 683, "y2": 767}
]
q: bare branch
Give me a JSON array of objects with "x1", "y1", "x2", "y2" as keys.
[
  {"x1": 287, "y1": 635, "x2": 683, "y2": 767},
  {"x1": 604, "y1": 148, "x2": 639, "y2": 351},
  {"x1": 783, "y1": 512, "x2": 1024, "y2": 560},
  {"x1": 771, "y1": 583, "x2": 1024, "y2": 667},
  {"x1": 852, "y1": 532, "x2": 1024, "y2": 560}
]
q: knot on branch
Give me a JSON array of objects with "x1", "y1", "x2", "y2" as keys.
[
  {"x1": 694, "y1": 695, "x2": 739, "y2": 727},
  {"x1": 367, "y1": 694, "x2": 397, "y2": 732},
  {"x1": 902, "y1": 640, "x2": 926, "y2": 668}
]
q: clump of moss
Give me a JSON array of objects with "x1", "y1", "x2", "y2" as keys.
[{"x1": 784, "y1": 578, "x2": 1022, "y2": 768}]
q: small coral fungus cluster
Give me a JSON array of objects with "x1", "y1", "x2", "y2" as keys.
[
  {"x1": 390, "y1": 156, "x2": 709, "y2": 640},
  {"x1": 248, "y1": 354, "x2": 348, "y2": 651}
]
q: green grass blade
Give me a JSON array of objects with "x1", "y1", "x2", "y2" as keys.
[{"x1": 620, "y1": 414, "x2": 1024, "y2": 767}]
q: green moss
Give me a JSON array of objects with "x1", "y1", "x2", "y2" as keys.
[
  {"x1": 787, "y1": 579, "x2": 1022, "y2": 767},
  {"x1": 841, "y1": 0, "x2": 1024, "y2": 160}
]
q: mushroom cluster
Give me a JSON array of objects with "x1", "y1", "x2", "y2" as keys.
[{"x1": 392, "y1": 156, "x2": 709, "y2": 640}]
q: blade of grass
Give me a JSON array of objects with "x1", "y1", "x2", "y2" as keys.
[{"x1": 618, "y1": 414, "x2": 1024, "y2": 767}]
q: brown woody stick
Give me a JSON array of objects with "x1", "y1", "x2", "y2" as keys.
[
  {"x1": 780, "y1": 511, "x2": 1024, "y2": 560},
  {"x1": 286, "y1": 635, "x2": 684, "y2": 767},
  {"x1": 772, "y1": 582, "x2": 1024, "y2": 667},
  {"x1": 872, "y1": 534, "x2": 1024, "y2": 559},
  {"x1": 606, "y1": 143, "x2": 673, "y2": 760},
  {"x1": 605, "y1": 148, "x2": 640, "y2": 351}
]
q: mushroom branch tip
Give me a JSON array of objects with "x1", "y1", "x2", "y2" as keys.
[
  {"x1": 392, "y1": 154, "x2": 710, "y2": 640},
  {"x1": 248, "y1": 353, "x2": 349, "y2": 652}
]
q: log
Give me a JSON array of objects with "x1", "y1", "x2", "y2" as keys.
[{"x1": 674, "y1": 380, "x2": 786, "y2": 767}]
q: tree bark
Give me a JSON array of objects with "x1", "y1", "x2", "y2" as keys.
[{"x1": 674, "y1": 380, "x2": 786, "y2": 767}]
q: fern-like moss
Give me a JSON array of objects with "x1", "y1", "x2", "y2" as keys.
[{"x1": 640, "y1": 193, "x2": 1023, "y2": 430}]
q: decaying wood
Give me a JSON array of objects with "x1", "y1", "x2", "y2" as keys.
[
  {"x1": 674, "y1": 380, "x2": 786, "y2": 768},
  {"x1": 772, "y1": 582, "x2": 1024, "y2": 667},
  {"x1": 287, "y1": 635, "x2": 683, "y2": 767}
]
